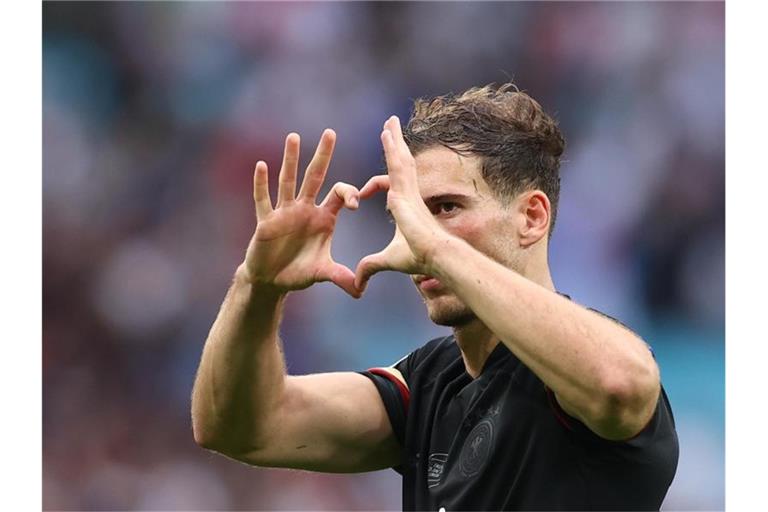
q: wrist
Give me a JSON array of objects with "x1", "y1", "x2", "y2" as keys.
[
  {"x1": 422, "y1": 233, "x2": 460, "y2": 277},
  {"x1": 234, "y1": 263, "x2": 287, "y2": 304}
]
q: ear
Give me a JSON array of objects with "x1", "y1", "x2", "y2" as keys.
[{"x1": 517, "y1": 190, "x2": 551, "y2": 247}]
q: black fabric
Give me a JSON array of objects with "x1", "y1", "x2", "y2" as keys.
[
  {"x1": 375, "y1": 335, "x2": 679, "y2": 511},
  {"x1": 359, "y1": 370, "x2": 408, "y2": 448}
]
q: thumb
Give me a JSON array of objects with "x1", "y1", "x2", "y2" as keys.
[
  {"x1": 317, "y1": 262, "x2": 361, "y2": 299},
  {"x1": 354, "y1": 251, "x2": 391, "y2": 293}
]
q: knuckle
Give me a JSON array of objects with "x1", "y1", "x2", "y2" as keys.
[{"x1": 333, "y1": 181, "x2": 350, "y2": 191}]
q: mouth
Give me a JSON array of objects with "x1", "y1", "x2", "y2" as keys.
[{"x1": 415, "y1": 275, "x2": 443, "y2": 293}]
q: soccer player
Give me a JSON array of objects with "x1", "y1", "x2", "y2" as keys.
[{"x1": 191, "y1": 84, "x2": 678, "y2": 510}]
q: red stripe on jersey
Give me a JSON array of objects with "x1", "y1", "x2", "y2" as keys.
[
  {"x1": 545, "y1": 385, "x2": 657, "y2": 440},
  {"x1": 545, "y1": 385, "x2": 574, "y2": 431},
  {"x1": 368, "y1": 368, "x2": 411, "y2": 412}
]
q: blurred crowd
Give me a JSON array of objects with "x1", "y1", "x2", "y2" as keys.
[{"x1": 43, "y1": 2, "x2": 724, "y2": 510}]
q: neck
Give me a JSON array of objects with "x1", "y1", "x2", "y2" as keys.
[
  {"x1": 453, "y1": 320, "x2": 498, "y2": 379},
  {"x1": 521, "y1": 246, "x2": 556, "y2": 293},
  {"x1": 453, "y1": 256, "x2": 555, "y2": 379}
]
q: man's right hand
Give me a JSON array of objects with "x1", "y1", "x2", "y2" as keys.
[{"x1": 241, "y1": 129, "x2": 362, "y2": 298}]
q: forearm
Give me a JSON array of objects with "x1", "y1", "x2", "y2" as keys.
[
  {"x1": 192, "y1": 264, "x2": 288, "y2": 452},
  {"x1": 428, "y1": 236, "x2": 659, "y2": 433}
]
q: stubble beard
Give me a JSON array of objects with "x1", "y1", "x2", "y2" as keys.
[
  {"x1": 424, "y1": 294, "x2": 477, "y2": 327},
  {"x1": 418, "y1": 243, "x2": 525, "y2": 327},
  {"x1": 420, "y1": 254, "x2": 523, "y2": 327}
]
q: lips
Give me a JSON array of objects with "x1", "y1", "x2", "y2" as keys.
[{"x1": 415, "y1": 275, "x2": 443, "y2": 292}]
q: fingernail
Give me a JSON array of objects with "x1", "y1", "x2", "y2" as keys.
[{"x1": 352, "y1": 198, "x2": 359, "y2": 208}]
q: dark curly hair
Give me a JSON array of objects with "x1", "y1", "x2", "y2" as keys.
[{"x1": 402, "y1": 83, "x2": 566, "y2": 234}]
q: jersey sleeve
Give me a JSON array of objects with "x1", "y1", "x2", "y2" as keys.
[
  {"x1": 359, "y1": 337, "x2": 451, "y2": 450},
  {"x1": 546, "y1": 384, "x2": 679, "y2": 506},
  {"x1": 545, "y1": 383, "x2": 677, "y2": 446},
  {"x1": 546, "y1": 306, "x2": 677, "y2": 450},
  {"x1": 358, "y1": 352, "x2": 415, "y2": 447}
]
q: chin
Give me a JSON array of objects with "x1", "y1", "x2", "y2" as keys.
[{"x1": 425, "y1": 296, "x2": 476, "y2": 327}]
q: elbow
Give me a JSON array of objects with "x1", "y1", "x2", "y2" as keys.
[
  {"x1": 194, "y1": 435, "x2": 217, "y2": 451},
  {"x1": 192, "y1": 420, "x2": 226, "y2": 452},
  {"x1": 190, "y1": 403, "x2": 220, "y2": 450},
  {"x1": 192, "y1": 419, "x2": 270, "y2": 462},
  {"x1": 193, "y1": 428, "x2": 272, "y2": 468},
  {"x1": 190, "y1": 400, "x2": 256, "y2": 454},
  {"x1": 592, "y1": 361, "x2": 661, "y2": 440},
  {"x1": 193, "y1": 428, "x2": 249, "y2": 459},
  {"x1": 191, "y1": 416, "x2": 238, "y2": 454}
]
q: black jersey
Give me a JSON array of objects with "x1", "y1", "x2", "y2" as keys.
[{"x1": 363, "y1": 335, "x2": 678, "y2": 511}]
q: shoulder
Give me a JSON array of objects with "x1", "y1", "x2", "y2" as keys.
[
  {"x1": 415, "y1": 335, "x2": 457, "y2": 361},
  {"x1": 393, "y1": 335, "x2": 459, "y2": 385}
]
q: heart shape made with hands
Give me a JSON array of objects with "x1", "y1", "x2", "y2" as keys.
[
  {"x1": 351, "y1": 175, "x2": 424, "y2": 295},
  {"x1": 245, "y1": 125, "x2": 429, "y2": 301},
  {"x1": 246, "y1": 117, "x2": 439, "y2": 300},
  {"x1": 352, "y1": 115, "x2": 445, "y2": 294}
]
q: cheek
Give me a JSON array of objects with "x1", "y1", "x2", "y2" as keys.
[
  {"x1": 443, "y1": 213, "x2": 515, "y2": 256},
  {"x1": 441, "y1": 215, "x2": 482, "y2": 243}
]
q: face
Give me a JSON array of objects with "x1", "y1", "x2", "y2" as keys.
[{"x1": 410, "y1": 147, "x2": 524, "y2": 327}]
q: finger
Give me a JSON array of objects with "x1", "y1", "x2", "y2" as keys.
[
  {"x1": 383, "y1": 115, "x2": 418, "y2": 170},
  {"x1": 380, "y1": 128, "x2": 399, "y2": 170},
  {"x1": 354, "y1": 251, "x2": 389, "y2": 293},
  {"x1": 320, "y1": 182, "x2": 360, "y2": 215},
  {"x1": 253, "y1": 161, "x2": 273, "y2": 220},
  {"x1": 382, "y1": 125, "x2": 419, "y2": 194},
  {"x1": 298, "y1": 129, "x2": 336, "y2": 202},
  {"x1": 318, "y1": 262, "x2": 361, "y2": 299},
  {"x1": 277, "y1": 133, "x2": 300, "y2": 206},
  {"x1": 359, "y1": 175, "x2": 390, "y2": 200},
  {"x1": 381, "y1": 128, "x2": 399, "y2": 163},
  {"x1": 381, "y1": 129, "x2": 407, "y2": 189},
  {"x1": 385, "y1": 115, "x2": 410, "y2": 155}
]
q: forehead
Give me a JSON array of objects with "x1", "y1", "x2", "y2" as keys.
[{"x1": 412, "y1": 146, "x2": 491, "y2": 198}]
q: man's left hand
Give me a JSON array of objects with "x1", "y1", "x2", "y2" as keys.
[{"x1": 354, "y1": 116, "x2": 452, "y2": 292}]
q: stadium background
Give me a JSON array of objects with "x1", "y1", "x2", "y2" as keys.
[{"x1": 42, "y1": 2, "x2": 724, "y2": 510}]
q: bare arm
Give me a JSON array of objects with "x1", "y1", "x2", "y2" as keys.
[
  {"x1": 190, "y1": 267, "x2": 286, "y2": 455},
  {"x1": 191, "y1": 130, "x2": 400, "y2": 471}
]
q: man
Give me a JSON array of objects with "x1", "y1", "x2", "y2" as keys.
[{"x1": 191, "y1": 83, "x2": 678, "y2": 510}]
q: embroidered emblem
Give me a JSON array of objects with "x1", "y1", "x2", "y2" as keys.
[
  {"x1": 427, "y1": 452, "x2": 449, "y2": 488},
  {"x1": 459, "y1": 418, "x2": 494, "y2": 478}
]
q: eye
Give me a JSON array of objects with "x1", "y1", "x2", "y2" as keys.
[{"x1": 434, "y1": 202, "x2": 460, "y2": 216}]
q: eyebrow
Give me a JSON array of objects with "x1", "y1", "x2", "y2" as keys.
[
  {"x1": 384, "y1": 193, "x2": 472, "y2": 218},
  {"x1": 423, "y1": 193, "x2": 472, "y2": 208}
]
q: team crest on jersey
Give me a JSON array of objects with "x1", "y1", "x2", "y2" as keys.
[{"x1": 459, "y1": 418, "x2": 495, "y2": 478}]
